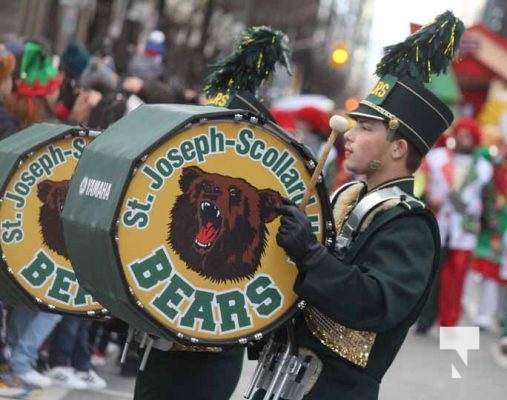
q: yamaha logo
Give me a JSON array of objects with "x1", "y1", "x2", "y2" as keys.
[{"x1": 79, "y1": 176, "x2": 112, "y2": 200}]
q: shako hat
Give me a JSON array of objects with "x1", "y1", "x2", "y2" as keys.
[
  {"x1": 348, "y1": 11, "x2": 465, "y2": 155},
  {"x1": 203, "y1": 26, "x2": 292, "y2": 120}
]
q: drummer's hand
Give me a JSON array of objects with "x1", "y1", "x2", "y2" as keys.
[{"x1": 274, "y1": 199, "x2": 328, "y2": 269}]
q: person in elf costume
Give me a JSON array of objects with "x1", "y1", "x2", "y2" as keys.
[
  {"x1": 416, "y1": 117, "x2": 496, "y2": 333},
  {"x1": 133, "y1": 26, "x2": 291, "y2": 400},
  {"x1": 6, "y1": 41, "x2": 63, "y2": 129},
  {"x1": 250, "y1": 11, "x2": 465, "y2": 400}
]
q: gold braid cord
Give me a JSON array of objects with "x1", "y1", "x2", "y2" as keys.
[{"x1": 170, "y1": 343, "x2": 222, "y2": 352}]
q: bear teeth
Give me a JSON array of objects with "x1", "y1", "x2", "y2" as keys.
[{"x1": 195, "y1": 240, "x2": 212, "y2": 249}]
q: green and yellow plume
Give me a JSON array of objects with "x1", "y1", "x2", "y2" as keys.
[
  {"x1": 375, "y1": 10, "x2": 465, "y2": 83},
  {"x1": 204, "y1": 26, "x2": 292, "y2": 98}
]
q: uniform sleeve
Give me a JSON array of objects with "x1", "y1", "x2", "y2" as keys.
[{"x1": 293, "y1": 214, "x2": 436, "y2": 333}]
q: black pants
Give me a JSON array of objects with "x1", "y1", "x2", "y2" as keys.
[{"x1": 134, "y1": 346, "x2": 244, "y2": 400}]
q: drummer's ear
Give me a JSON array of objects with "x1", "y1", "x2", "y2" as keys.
[{"x1": 259, "y1": 190, "x2": 283, "y2": 223}]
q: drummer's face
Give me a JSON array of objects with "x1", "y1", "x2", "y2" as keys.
[{"x1": 343, "y1": 117, "x2": 391, "y2": 174}]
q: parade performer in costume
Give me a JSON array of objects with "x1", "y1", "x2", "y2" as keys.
[
  {"x1": 133, "y1": 26, "x2": 291, "y2": 400},
  {"x1": 469, "y1": 129, "x2": 507, "y2": 330},
  {"x1": 251, "y1": 11, "x2": 464, "y2": 400},
  {"x1": 416, "y1": 117, "x2": 496, "y2": 332}
]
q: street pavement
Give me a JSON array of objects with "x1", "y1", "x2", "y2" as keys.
[{"x1": 3, "y1": 322, "x2": 506, "y2": 400}]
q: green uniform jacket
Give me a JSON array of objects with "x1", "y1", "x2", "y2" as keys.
[{"x1": 293, "y1": 177, "x2": 441, "y2": 400}]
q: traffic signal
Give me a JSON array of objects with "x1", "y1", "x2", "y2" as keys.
[{"x1": 330, "y1": 43, "x2": 349, "y2": 68}]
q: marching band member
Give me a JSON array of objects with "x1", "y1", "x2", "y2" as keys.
[{"x1": 251, "y1": 11, "x2": 465, "y2": 400}]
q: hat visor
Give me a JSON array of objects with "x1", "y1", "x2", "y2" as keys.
[{"x1": 347, "y1": 103, "x2": 387, "y2": 121}]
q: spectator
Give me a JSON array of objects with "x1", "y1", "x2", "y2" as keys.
[
  {"x1": 45, "y1": 317, "x2": 106, "y2": 389},
  {"x1": 0, "y1": 44, "x2": 19, "y2": 139},
  {"x1": 416, "y1": 117, "x2": 496, "y2": 332},
  {"x1": 5, "y1": 41, "x2": 64, "y2": 389}
]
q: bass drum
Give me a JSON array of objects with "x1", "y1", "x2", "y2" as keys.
[
  {"x1": 62, "y1": 104, "x2": 335, "y2": 346},
  {"x1": 0, "y1": 123, "x2": 107, "y2": 317}
]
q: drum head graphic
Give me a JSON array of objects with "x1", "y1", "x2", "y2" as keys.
[
  {"x1": 115, "y1": 116, "x2": 333, "y2": 344},
  {"x1": 0, "y1": 125, "x2": 105, "y2": 316}
]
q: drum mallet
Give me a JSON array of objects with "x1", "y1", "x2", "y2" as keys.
[{"x1": 299, "y1": 115, "x2": 349, "y2": 210}]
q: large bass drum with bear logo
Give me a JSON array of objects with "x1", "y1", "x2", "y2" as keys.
[
  {"x1": 62, "y1": 104, "x2": 335, "y2": 346},
  {"x1": 0, "y1": 123, "x2": 107, "y2": 317}
]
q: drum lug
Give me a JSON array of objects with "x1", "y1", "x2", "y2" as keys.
[
  {"x1": 297, "y1": 300, "x2": 307, "y2": 310},
  {"x1": 88, "y1": 129, "x2": 101, "y2": 137},
  {"x1": 139, "y1": 336, "x2": 154, "y2": 371},
  {"x1": 120, "y1": 326, "x2": 136, "y2": 364}
]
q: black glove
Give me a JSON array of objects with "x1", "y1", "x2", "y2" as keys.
[{"x1": 275, "y1": 200, "x2": 328, "y2": 269}]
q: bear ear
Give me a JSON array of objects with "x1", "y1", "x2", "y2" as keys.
[
  {"x1": 179, "y1": 166, "x2": 204, "y2": 191},
  {"x1": 37, "y1": 180, "x2": 53, "y2": 202},
  {"x1": 259, "y1": 189, "x2": 283, "y2": 223}
]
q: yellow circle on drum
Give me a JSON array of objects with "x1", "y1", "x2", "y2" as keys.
[
  {"x1": 116, "y1": 119, "x2": 332, "y2": 343},
  {"x1": 0, "y1": 135, "x2": 104, "y2": 315}
]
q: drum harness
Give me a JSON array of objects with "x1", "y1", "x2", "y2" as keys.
[{"x1": 243, "y1": 182, "x2": 423, "y2": 400}]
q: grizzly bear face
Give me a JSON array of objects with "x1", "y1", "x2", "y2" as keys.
[
  {"x1": 37, "y1": 179, "x2": 70, "y2": 259},
  {"x1": 168, "y1": 166, "x2": 282, "y2": 283}
]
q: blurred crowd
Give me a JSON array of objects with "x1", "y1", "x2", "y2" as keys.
[
  {"x1": 0, "y1": 29, "x2": 199, "y2": 398},
  {"x1": 0, "y1": 26, "x2": 506, "y2": 398}
]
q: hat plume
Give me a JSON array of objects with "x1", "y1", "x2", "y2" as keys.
[
  {"x1": 375, "y1": 10, "x2": 465, "y2": 83},
  {"x1": 204, "y1": 26, "x2": 292, "y2": 97}
]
